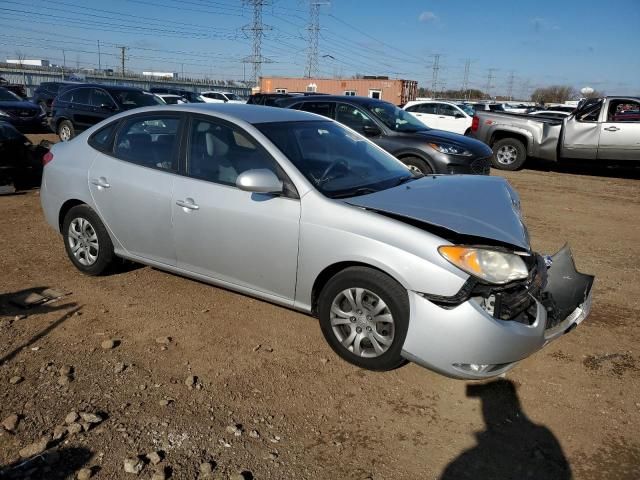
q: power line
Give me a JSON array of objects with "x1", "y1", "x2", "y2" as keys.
[
  {"x1": 118, "y1": 46, "x2": 128, "y2": 75},
  {"x1": 506, "y1": 70, "x2": 515, "y2": 100},
  {"x1": 485, "y1": 68, "x2": 497, "y2": 98},
  {"x1": 305, "y1": 1, "x2": 328, "y2": 78},
  {"x1": 462, "y1": 59, "x2": 471, "y2": 99},
  {"x1": 430, "y1": 54, "x2": 441, "y2": 94},
  {"x1": 242, "y1": 0, "x2": 272, "y2": 84}
]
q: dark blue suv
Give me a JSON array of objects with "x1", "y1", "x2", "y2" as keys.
[{"x1": 51, "y1": 84, "x2": 162, "y2": 141}]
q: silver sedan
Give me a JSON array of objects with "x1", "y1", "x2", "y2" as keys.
[{"x1": 40, "y1": 104, "x2": 594, "y2": 379}]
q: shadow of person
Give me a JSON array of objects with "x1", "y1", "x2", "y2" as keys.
[
  {"x1": 441, "y1": 379, "x2": 572, "y2": 480},
  {"x1": 0, "y1": 446, "x2": 93, "y2": 479}
]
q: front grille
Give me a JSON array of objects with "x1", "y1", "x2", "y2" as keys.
[
  {"x1": 447, "y1": 157, "x2": 491, "y2": 175},
  {"x1": 471, "y1": 156, "x2": 491, "y2": 174}
]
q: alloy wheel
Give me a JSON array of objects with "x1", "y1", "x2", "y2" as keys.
[
  {"x1": 496, "y1": 145, "x2": 518, "y2": 165},
  {"x1": 329, "y1": 288, "x2": 394, "y2": 358},
  {"x1": 68, "y1": 217, "x2": 99, "y2": 266},
  {"x1": 59, "y1": 125, "x2": 71, "y2": 141}
]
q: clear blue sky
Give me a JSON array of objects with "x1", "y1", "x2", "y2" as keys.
[{"x1": 0, "y1": 0, "x2": 638, "y2": 98}]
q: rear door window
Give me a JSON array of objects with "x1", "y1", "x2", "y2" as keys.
[
  {"x1": 418, "y1": 103, "x2": 438, "y2": 114},
  {"x1": 438, "y1": 104, "x2": 457, "y2": 116},
  {"x1": 90, "y1": 89, "x2": 116, "y2": 109},
  {"x1": 114, "y1": 115, "x2": 182, "y2": 171},
  {"x1": 88, "y1": 122, "x2": 118, "y2": 152}
]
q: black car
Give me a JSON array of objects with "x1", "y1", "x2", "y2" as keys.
[
  {"x1": 0, "y1": 120, "x2": 48, "y2": 191},
  {"x1": 32, "y1": 81, "x2": 80, "y2": 114},
  {"x1": 276, "y1": 95, "x2": 492, "y2": 175},
  {"x1": 247, "y1": 91, "x2": 328, "y2": 106},
  {"x1": 51, "y1": 84, "x2": 163, "y2": 141},
  {"x1": 0, "y1": 77, "x2": 26, "y2": 99},
  {"x1": 149, "y1": 87, "x2": 204, "y2": 103},
  {"x1": 0, "y1": 87, "x2": 48, "y2": 132}
]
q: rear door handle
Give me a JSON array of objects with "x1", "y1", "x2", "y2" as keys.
[
  {"x1": 176, "y1": 198, "x2": 199, "y2": 210},
  {"x1": 438, "y1": 116, "x2": 446, "y2": 119},
  {"x1": 90, "y1": 177, "x2": 110, "y2": 188},
  {"x1": 604, "y1": 126, "x2": 620, "y2": 132}
]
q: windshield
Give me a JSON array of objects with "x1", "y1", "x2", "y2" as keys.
[
  {"x1": 365, "y1": 101, "x2": 428, "y2": 132},
  {"x1": 458, "y1": 104, "x2": 475, "y2": 116},
  {"x1": 111, "y1": 89, "x2": 163, "y2": 109},
  {"x1": 256, "y1": 120, "x2": 415, "y2": 198},
  {"x1": 0, "y1": 88, "x2": 22, "y2": 102}
]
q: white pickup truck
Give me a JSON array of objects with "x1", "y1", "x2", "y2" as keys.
[{"x1": 471, "y1": 96, "x2": 640, "y2": 170}]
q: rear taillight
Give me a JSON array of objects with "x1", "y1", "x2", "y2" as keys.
[
  {"x1": 471, "y1": 116, "x2": 479, "y2": 132},
  {"x1": 42, "y1": 151, "x2": 54, "y2": 166}
]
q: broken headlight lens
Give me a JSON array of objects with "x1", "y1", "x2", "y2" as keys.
[
  {"x1": 438, "y1": 246, "x2": 529, "y2": 285},
  {"x1": 427, "y1": 142, "x2": 473, "y2": 156}
]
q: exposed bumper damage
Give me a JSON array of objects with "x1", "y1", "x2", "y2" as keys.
[{"x1": 401, "y1": 245, "x2": 594, "y2": 380}]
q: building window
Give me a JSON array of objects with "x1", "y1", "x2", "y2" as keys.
[
  {"x1": 344, "y1": 90, "x2": 356, "y2": 96},
  {"x1": 275, "y1": 88, "x2": 287, "y2": 94},
  {"x1": 306, "y1": 83, "x2": 318, "y2": 93},
  {"x1": 368, "y1": 89, "x2": 382, "y2": 100}
]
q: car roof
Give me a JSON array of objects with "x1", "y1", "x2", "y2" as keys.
[
  {"x1": 277, "y1": 94, "x2": 394, "y2": 107},
  {"x1": 126, "y1": 103, "x2": 327, "y2": 124},
  {"x1": 60, "y1": 83, "x2": 146, "y2": 92}
]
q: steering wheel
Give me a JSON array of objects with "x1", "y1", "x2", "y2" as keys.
[{"x1": 318, "y1": 159, "x2": 349, "y2": 184}]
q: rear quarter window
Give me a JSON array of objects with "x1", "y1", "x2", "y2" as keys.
[{"x1": 88, "y1": 122, "x2": 117, "y2": 153}]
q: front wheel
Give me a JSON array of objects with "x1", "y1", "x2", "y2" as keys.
[
  {"x1": 62, "y1": 205, "x2": 115, "y2": 275},
  {"x1": 317, "y1": 267, "x2": 409, "y2": 371},
  {"x1": 401, "y1": 156, "x2": 433, "y2": 175},
  {"x1": 491, "y1": 138, "x2": 527, "y2": 170}
]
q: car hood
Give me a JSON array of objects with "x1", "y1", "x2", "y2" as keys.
[
  {"x1": 0, "y1": 101, "x2": 40, "y2": 111},
  {"x1": 411, "y1": 129, "x2": 492, "y2": 155},
  {"x1": 345, "y1": 175, "x2": 530, "y2": 250}
]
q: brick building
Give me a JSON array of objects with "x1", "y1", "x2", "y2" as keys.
[{"x1": 259, "y1": 76, "x2": 418, "y2": 105}]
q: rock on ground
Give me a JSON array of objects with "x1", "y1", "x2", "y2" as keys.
[
  {"x1": 124, "y1": 457, "x2": 144, "y2": 474},
  {"x1": 1, "y1": 413, "x2": 19, "y2": 432},
  {"x1": 19, "y1": 436, "x2": 49, "y2": 458}
]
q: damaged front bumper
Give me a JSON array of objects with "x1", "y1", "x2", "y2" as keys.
[{"x1": 401, "y1": 245, "x2": 594, "y2": 379}]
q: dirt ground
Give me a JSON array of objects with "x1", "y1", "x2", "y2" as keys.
[{"x1": 1, "y1": 145, "x2": 639, "y2": 479}]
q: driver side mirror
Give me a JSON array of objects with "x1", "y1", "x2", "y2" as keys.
[
  {"x1": 362, "y1": 124, "x2": 381, "y2": 137},
  {"x1": 236, "y1": 169, "x2": 283, "y2": 194},
  {"x1": 100, "y1": 103, "x2": 116, "y2": 111},
  {"x1": 454, "y1": 112, "x2": 465, "y2": 119}
]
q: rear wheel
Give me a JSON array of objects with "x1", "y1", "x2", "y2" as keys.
[
  {"x1": 491, "y1": 138, "x2": 527, "y2": 170},
  {"x1": 401, "y1": 156, "x2": 433, "y2": 175},
  {"x1": 57, "y1": 120, "x2": 75, "y2": 142},
  {"x1": 62, "y1": 205, "x2": 114, "y2": 275},
  {"x1": 317, "y1": 267, "x2": 409, "y2": 371}
]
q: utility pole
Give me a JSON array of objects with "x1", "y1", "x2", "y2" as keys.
[
  {"x1": 305, "y1": 1, "x2": 329, "y2": 78},
  {"x1": 506, "y1": 71, "x2": 515, "y2": 101},
  {"x1": 118, "y1": 46, "x2": 128, "y2": 76},
  {"x1": 485, "y1": 68, "x2": 496, "y2": 99},
  {"x1": 242, "y1": 0, "x2": 272, "y2": 86},
  {"x1": 97, "y1": 40, "x2": 101, "y2": 72},
  {"x1": 430, "y1": 54, "x2": 441, "y2": 97},
  {"x1": 62, "y1": 49, "x2": 66, "y2": 80},
  {"x1": 462, "y1": 58, "x2": 471, "y2": 100}
]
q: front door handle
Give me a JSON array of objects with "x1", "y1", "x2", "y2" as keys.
[
  {"x1": 176, "y1": 198, "x2": 200, "y2": 210},
  {"x1": 604, "y1": 126, "x2": 620, "y2": 132},
  {"x1": 90, "y1": 177, "x2": 110, "y2": 188}
]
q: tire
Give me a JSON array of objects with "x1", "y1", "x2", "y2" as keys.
[
  {"x1": 57, "y1": 120, "x2": 75, "y2": 142},
  {"x1": 62, "y1": 205, "x2": 115, "y2": 276},
  {"x1": 317, "y1": 267, "x2": 409, "y2": 371},
  {"x1": 491, "y1": 138, "x2": 527, "y2": 170},
  {"x1": 401, "y1": 156, "x2": 433, "y2": 175}
]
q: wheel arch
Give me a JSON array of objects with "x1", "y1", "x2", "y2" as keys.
[
  {"x1": 58, "y1": 199, "x2": 86, "y2": 233},
  {"x1": 490, "y1": 130, "x2": 529, "y2": 151},
  {"x1": 395, "y1": 151, "x2": 437, "y2": 172},
  {"x1": 310, "y1": 261, "x2": 404, "y2": 315}
]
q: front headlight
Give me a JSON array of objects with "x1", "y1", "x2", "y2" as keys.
[
  {"x1": 438, "y1": 245, "x2": 528, "y2": 284},
  {"x1": 428, "y1": 142, "x2": 473, "y2": 156},
  {"x1": 0, "y1": 110, "x2": 9, "y2": 117}
]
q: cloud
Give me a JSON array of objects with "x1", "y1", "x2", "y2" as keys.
[
  {"x1": 418, "y1": 11, "x2": 438, "y2": 23},
  {"x1": 531, "y1": 17, "x2": 560, "y2": 33}
]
